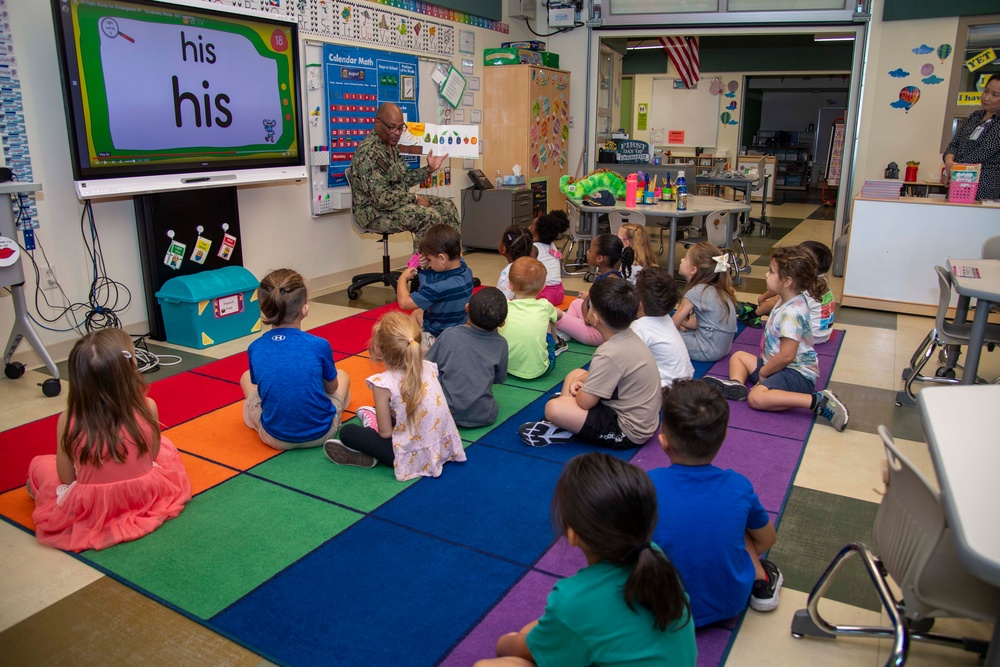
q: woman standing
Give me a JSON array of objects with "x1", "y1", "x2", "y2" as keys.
[{"x1": 942, "y1": 74, "x2": 1000, "y2": 200}]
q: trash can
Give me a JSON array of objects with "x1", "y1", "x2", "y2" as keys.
[{"x1": 832, "y1": 229, "x2": 849, "y2": 278}]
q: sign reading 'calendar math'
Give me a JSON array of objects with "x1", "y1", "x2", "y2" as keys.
[{"x1": 324, "y1": 44, "x2": 420, "y2": 188}]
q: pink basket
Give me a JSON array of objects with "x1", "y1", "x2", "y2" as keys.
[{"x1": 949, "y1": 181, "x2": 978, "y2": 202}]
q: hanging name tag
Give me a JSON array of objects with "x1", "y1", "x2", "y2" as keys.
[
  {"x1": 190, "y1": 236, "x2": 212, "y2": 265},
  {"x1": 970, "y1": 125, "x2": 985, "y2": 140},
  {"x1": 218, "y1": 233, "x2": 237, "y2": 261},
  {"x1": 164, "y1": 240, "x2": 186, "y2": 270}
]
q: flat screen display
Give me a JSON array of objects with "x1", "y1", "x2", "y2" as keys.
[{"x1": 51, "y1": 0, "x2": 306, "y2": 198}]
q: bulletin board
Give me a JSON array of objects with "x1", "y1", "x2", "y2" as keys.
[{"x1": 649, "y1": 78, "x2": 719, "y2": 149}]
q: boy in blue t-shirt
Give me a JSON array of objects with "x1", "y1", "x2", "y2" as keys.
[
  {"x1": 397, "y1": 223, "x2": 474, "y2": 348},
  {"x1": 649, "y1": 379, "x2": 782, "y2": 627}
]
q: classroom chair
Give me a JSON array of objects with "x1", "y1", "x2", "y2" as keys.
[
  {"x1": 676, "y1": 210, "x2": 750, "y2": 284},
  {"x1": 344, "y1": 167, "x2": 403, "y2": 300},
  {"x1": 896, "y1": 266, "x2": 1000, "y2": 405},
  {"x1": 983, "y1": 236, "x2": 1000, "y2": 261},
  {"x1": 608, "y1": 210, "x2": 646, "y2": 235},
  {"x1": 791, "y1": 426, "x2": 1000, "y2": 666}
]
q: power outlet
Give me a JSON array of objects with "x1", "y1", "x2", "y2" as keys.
[{"x1": 42, "y1": 267, "x2": 58, "y2": 291}]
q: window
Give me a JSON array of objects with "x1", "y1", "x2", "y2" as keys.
[{"x1": 941, "y1": 16, "x2": 1000, "y2": 152}]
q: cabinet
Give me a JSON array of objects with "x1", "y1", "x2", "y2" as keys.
[
  {"x1": 483, "y1": 65, "x2": 571, "y2": 215},
  {"x1": 749, "y1": 130, "x2": 814, "y2": 191},
  {"x1": 460, "y1": 187, "x2": 533, "y2": 250}
]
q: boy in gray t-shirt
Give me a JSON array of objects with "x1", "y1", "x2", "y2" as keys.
[
  {"x1": 426, "y1": 287, "x2": 508, "y2": 427},
  {"x1": 519, "y1": 279, "x2": 661, "y2": 449}
]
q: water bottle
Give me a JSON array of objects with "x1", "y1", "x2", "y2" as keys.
[
  {"x1": 625, "y1": 173, "x2": 638, "y2": 208},
  {"x1": 676, "y1": 170, "x2": 688, "y2": 211},
  {"x1": 495, "y1": 170, "x2": 503, "y2": 189}
]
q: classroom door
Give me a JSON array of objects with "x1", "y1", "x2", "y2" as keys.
[{"x1": 620, "y1": 77, "x2": 633, "y2": 136}]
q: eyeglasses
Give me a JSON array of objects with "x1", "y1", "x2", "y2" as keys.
[{"x1": 376, "y1": 117, "x2": 406, "y2": 134}]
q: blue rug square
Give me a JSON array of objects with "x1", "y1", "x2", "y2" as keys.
[
  {"x1": 374, "y1": 444, "x2": 565, "y2": 565},
  {"x1": 212, "y1": 518, "x2": 523, "y2": 666}
]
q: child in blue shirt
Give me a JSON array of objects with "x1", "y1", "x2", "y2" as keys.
[
  {"x1": 241, "y1": 269, "x2": 351, "y2": 450},
  {"x1": 397, "y1": 223, "x2": 474, "y2": 348},
  {"x1": 650, "y1": 379, "x2": 781, "y2": 626}
]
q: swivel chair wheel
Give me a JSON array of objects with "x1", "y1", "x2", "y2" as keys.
[
  {"x1": 347, "y1": 287, "x2": 361, "y2": 300},
  {"x1": 5, "y1": 362, "x2": 25, "y2": 380},
  {"x1": 935, "y1": 367, "x2": 956, "y2": 379},
  {"x1": 40, "y1": 378, "x2": 61, "y2": 398},
  {"x1": 584, "y1": 272, "x2": 595, "y2": 283},
  {"x1": 906, "y1": 617, "x2": 935, "y2": 633}
]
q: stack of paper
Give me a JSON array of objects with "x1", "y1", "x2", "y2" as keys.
[{"x1": 860, "y1": 179, "x2": 902, "y2": 199}]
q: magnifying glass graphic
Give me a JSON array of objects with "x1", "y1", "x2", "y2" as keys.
[{"x1": 100, "y1": 18, "x2": 135, "y2": 43}]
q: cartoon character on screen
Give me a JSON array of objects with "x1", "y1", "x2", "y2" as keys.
[{"x1": 263, "y1": 119, "x2": 276, "y2": 143}]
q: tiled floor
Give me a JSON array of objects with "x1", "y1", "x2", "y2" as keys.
[{"x1": 1, "y1": 200, "x2": 996, "y2": 665}]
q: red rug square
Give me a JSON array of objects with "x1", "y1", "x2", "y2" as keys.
[
  {"x1": 148, "y1": 373, "x2": 244, "y2": 429},
  {"x1": 0, "y1": 415, "x2": 59, "y2": 493},
  {"x1": 309, "y1": 316, "x2": 377, "y2": 355}
]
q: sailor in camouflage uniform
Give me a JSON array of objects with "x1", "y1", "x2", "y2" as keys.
[{"x1": 350, "y1": 103, "x2": 460, "y2": 246}]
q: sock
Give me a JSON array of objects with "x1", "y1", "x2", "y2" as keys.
[{"x1": 810, "y1": 393, "x2": 821, "y2": 411}]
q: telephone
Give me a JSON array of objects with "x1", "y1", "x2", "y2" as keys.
[{"x1": 468, "y1": 169, "x2": 494, "y2": 190}]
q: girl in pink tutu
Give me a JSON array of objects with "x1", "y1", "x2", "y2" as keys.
[{"x1": 27, "y1": 329, "x2": 191, "y2": 552}]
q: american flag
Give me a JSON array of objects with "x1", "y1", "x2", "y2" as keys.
[{"x1": 659, "y1": 36, "x2": 700, "y2": 89}]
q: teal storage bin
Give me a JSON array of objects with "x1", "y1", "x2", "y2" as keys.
[{"x1": 155, "y1": 266, "x2": 261, "y2": 349}]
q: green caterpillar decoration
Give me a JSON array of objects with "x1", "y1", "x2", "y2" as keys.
[{"x1": 559, "y1": 169, "x2": 626, "y2": 201}]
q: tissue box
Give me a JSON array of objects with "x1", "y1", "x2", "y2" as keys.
[
  {"x1": 155, "y1": 266, "x2": 261, "y2": 349},
  {"x1": 503, "y1": 175, "x2": 526, "y2": 186}
]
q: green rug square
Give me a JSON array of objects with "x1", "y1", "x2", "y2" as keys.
[
  {"x1": 768, "y1": 486, "x2": 881, "y2": 612},
  {"x1": 250, "y1": 436, "x2": 415, "y2": 513},
  {"x1": 83, "y1": 475, "x2": 360, "y2": 619},
  {"x1": 503, "y1": 350, "x2": 592, "y2": 392},
  {"x1": 458, "y1": 383, "x2": 551, "y2": 442}
]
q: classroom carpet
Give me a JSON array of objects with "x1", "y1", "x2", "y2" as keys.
[{"x1": 0, "y1": 303, "x2": 844, "y2": 666}]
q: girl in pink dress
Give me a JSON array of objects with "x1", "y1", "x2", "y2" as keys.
[
  {"x1": 323, "y1": 311, "x2": 466, "y2": 480},
  {"x1": 27, "y1": 329, "x2": 191, "y2": 552}
]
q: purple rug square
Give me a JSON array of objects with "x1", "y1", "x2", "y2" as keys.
[
  {"x1": 735, "y1": 326, "x2": 763, "y2": 347},
  {"x1": 439, "y1": 570, "x2": 556, "y2": 667},
  {"x1": 816, "y1": 329, "x2": 844, "y2": 356},
  {"x1": 712, "y1": 430, "x2": 806, "y2": 513},
  {"x1": 630, "y1": 432, "x2": 671, "y2": 472},
  {"x1": 725, "y1": 401, "x2": 815, "y2": 441},
  {"x1": 696, "y1": 623, "x2": 735, "y2": 666},
  {"x1": 534, "y1": 536, "x2": 587, "y2": 577}
]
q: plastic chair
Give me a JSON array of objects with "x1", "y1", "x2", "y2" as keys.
[
  {"x1": 343, "y1": 167, "x2": 403, "y2": 300},
  {"x1": 896, "y1": 266, "x2": 1000, "y2": 405},
  {"x1": 741, "y1": 156, "x2": 771, "y2": 237},
  {"x1": 791, "y1": 426, "x2": 1000, "y2": 666},
  {"x1": 609, "y1": 210, "x2": 646, "y2": 235},
  {"x1": 675, "y1": 211, "x2": 750, "y2": 283},
  {"x1": 983, "y1": 236, "x2": 1000, "y2": 260},
  {"x1": 562, "y1": 204, "x2": 595, "y2": 277}
]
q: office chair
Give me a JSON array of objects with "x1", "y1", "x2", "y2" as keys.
[
  {"x1": 791, "y1": 426, "x2": 1000, "y2": 666},
  {"x1": 343, "y1": 167, "x2": 403, "y2": 300},
  {"x1": 741, "y1": 156, "x2": 771, "y2": 237},
  {"x1": 896, "y1": 266, "x2": 1000, "y2": 406}
]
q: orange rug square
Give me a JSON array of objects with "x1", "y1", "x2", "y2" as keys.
[
  {"x1": 164, "y1": 403, "x2": 282, "y2": 471},
  {"x1": 0, "y1": 486, "x2": 35, "y2": 530}
]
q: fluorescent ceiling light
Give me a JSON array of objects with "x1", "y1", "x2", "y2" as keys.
[
  {"x1": 814, "y1": 34, "x2": 855, "y2": 41},
  {"x1": 627, "y1": 42, "x2": 664, "y2": 51}
]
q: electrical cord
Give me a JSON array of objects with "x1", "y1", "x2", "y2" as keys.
[{"x1": 131, "y1": 333, "x2": 183, "y2": 375}]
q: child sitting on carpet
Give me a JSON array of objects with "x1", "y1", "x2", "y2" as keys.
[
  {"x1": 631, "y1": 266, "x2": 694, "y2": 387},
  {"x1": 241, "y1": 269, "x2": 351, "y2": 450},
  {"x1": 530, "y1": 210, "x2": 571, "y2": 307},
  {"x1": 475, "y1": 452, "x2": 696, "y2": 667},
  {"x1": 324, "y1": 311, "x2": 466, "y2": 479},
  {"x1": 499, "y1": 257, "x2": 565, "y2": 379},
  {"x1": 650, "y1": 379, "x2": 781, "y2": 626},
  {"x1": 737, "y1": 240, "x2": 836, "y2": 344},
  {"x1": 27, "y1": 329, "x2": 191, "y2": 552},
  {"x1": 396, "y1": 224, "x2": 475, "y2": 349},
  {"x1": 617, "y1": 222, "x2": 657, "y2": 285},
  {"x1": 519, "y1": 279, "x2": 660, "y2": 450},
  {"x1": 496, "y1": 224, "x2": 534, "y2": 300},
  {"x1": 427, "y1": 287, "x2": 509, "y2": 428},
  {"x1": 672, "y1": 241, "x2": 739, "y2": 363},
  {"x1": 556, "y1": 233, "x2": 632, "y2": 347},
  {"x1": 703, "y1": 246, "x2": 849, "y2": 431}
]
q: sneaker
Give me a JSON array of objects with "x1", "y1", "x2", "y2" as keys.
[
  {"x1": 815, "y1": 389, "x2": 850, "y2": 432},
  {"x1": 356, "y1": 406, "x2": 378, "y2": 431},
  {"x1": 736, "y1": 301, "x2": 757, "y2": 320},
  {"x1": 323, "y1": 439, "x2": 377, "y2": 468},
  {"x1": 518, "y1": 421, "x2": 574, "y2": 448},
  {"x1": 743, "y1": 314, "x2": 763, "y2": 328},
  {"x1": 702, "y1": 376, "x2": 750, "y2": 401},
  {"x1": 554, "y1": 338, "x2": 569, "y2": 356},
  {"x1": 749, "y1": 559, "x2": 783, "y2": 612}
]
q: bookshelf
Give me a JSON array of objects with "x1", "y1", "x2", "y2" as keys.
[{"x1": 748, "y1": 130, "x2": 814, "y2": 191}]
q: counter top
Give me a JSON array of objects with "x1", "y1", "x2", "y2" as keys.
[{"x1": 854, "y1": 195, "x2": 991, "y2": 209}]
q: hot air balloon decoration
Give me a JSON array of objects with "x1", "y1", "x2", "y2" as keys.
[
  {"x1": 937, "y1": 44, "x2": 952, "y2": 63},
  {"x1": 892, "y1": 86, "x2": 921, "y2": 113}
]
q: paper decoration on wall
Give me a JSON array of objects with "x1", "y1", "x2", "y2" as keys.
[
  {"x1": 0, "y1": 11, "x2": 40, "y2": 231},
  {"x1": 889, "y1": 68, "x2": 909, "y2": 78},
  {"x1": 937, "y1": 44, "x2": 953, "y2": 62},
  {"x1": 709, "y1": 79, "x2": 723, "y2": 95},
  {"x1": 891, "y1": 86, "x2": 920, "y2": 113},
  {"x1": 726, "y1": 101, "x2": 736, "y2": 110},
  {"x1": 724, "y1": 80, "x2": 738, "y2": 98},
  {"x1": 720, "y1": 112, "x2": 737, "y2": 126},
  {"x1": 912, "y1": 44, "x2": 934, "y2": 55},
  {"x1": 922, "y1": 75, "x2": 944, "y2": 85},
  {"x1": 921, "y1": 63, "x2": 934, "y2": 76},
  {"x1": 297, "y1": 0, "x2": 457, "y2": 56}
]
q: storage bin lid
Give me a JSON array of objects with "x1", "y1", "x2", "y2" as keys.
[{"x1": 155, "y1": 266, "x2": 258, "y2": 304}]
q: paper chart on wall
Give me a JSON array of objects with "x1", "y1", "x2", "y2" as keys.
[
  {"x1": 298, "y1": 0, "x2": 455, "y2": 57},
  {"x1": 398, "y1": 123, "x2": 479, "y2": 158}
]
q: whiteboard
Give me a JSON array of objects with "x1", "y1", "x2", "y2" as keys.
[{"x1": 650, "y1": 78, "x2": 719, "y2": 149}]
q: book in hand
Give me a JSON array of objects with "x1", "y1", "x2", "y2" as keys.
[{"x1": 398, "y1": 123, "x2": 480, "y2": 159}]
